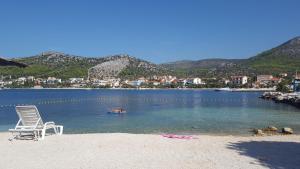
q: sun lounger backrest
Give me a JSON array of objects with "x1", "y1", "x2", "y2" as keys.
[{"x1": 16, "y1": 105, "x2": 44, "y2": 128}]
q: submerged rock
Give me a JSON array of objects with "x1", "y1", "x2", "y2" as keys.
[
  {"x1": 260, "y1": 92, "x2": 283, "y2": 100},
  {"x1": 261, "y1": 126, "x2": 279, "y2": 136},
  {"x1": 254, "y1": 129, "x2": 264, "y2": 135},
  {"x1": 191, "y1": 126, "x2": 200, "y2": 129},
  {"x1": 282, "y1": 127, "x2": 293, "y2": 134}
]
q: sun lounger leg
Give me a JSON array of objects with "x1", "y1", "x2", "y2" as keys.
[
  {"x1": 34, "y1": 131, "x2": 40, "y2": 141},
  {"x1": 53, "y1": 126, "x2": 58, "y2": 134},
  {"x1": 41, "y1": 129, "x2": 46, "y2": 140},
  {"x1": 58, "y1": 126, "x2": 63, "y2": 135},
  {"x1": 9, "y1": 131, "x2": 17, "y2": 141}
]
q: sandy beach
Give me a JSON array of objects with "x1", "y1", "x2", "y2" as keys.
[{"x1": 0, "y1": 133, "x2": 299, "y2": 169}]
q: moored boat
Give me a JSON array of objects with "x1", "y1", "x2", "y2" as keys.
[{"x1": 214, "y1": 87, "x2": 231, "y2": 92}]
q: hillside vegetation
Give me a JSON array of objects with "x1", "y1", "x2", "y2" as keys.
[
  {"x1": 164, "y1": 37, "x2": 300, "y2": 77},
  {"x1": 0, "y1": 52, "x2": 165, "y2": 79},
  {"x1": 1, "y1": 37, "x2": 300, "y2": 79}
]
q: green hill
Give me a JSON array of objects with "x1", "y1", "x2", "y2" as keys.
[
  {"x1": 245, "y1": 36, "x2": 300, "y2": 74},
  {"x1": 0, "y1": 51, "x2": 101, "y2": 79},
  {"x1": 0, "y1": 51, "x2": 165, "y2": 79},
  {"x1": 163, "y1": 36, "x2": 300, "y2": 77},
  {"x1": 1, "y1": 36, "x2": 300, "y2": 79}
]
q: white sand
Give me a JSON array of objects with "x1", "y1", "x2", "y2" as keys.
[{"x1": 0, "y1": 133, "x2": 299, "y2": 169}]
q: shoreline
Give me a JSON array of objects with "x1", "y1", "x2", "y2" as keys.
[
  {"x1": 1, "y1": 130, "x2": 299, "y2": 137},
  {"x1": 1, "y1": 132, "x2": 299, "y2": 169},
  {"x1": 0, "y1": 87, "x2": 274, "y2": 92},
  {"x1": 2, "y1": 131, "x2": 299, "y2": 137}
]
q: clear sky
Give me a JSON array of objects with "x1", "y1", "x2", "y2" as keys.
[{"x1": 1, "y1": 0, "x2": 300, "y2": 63}]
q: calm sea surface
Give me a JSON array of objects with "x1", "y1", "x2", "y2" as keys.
[{"x1": 0, "y1": 89, "x2": 300, "y2": 135}]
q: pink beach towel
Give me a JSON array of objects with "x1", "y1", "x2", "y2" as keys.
[{"x1": 162, "y1": 134, "x2": 198, "y2": 140}]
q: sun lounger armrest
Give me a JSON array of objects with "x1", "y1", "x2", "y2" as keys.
[
  {"x1": 44, "y1": 121, "x2": 56, "y2": 126},
  {"x1": 43, "y1": 121, "x2": 56, "y2": 130}
]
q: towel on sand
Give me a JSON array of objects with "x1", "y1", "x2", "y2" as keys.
[{"x1": 162, "y1": 134, "x2": 198, "y2": 140}]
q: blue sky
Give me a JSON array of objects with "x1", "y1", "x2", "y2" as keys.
[{"x1": 0, "y1": 0, "x2": 300, "y2": 63}]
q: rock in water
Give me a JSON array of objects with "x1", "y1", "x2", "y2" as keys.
[
  {"x1": 266, "y1": 126, "x2": 278, "y2": 132},
  {"x1": 254, "y1": 129, "x2": 264, "y2": 135},
  {"x1": 282, "y1": 127, "x2": 293, "y2": 134}
]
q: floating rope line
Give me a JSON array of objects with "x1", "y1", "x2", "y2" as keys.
[{"x1": 0, "y1": 96, "x2": 252, "y2": 110}]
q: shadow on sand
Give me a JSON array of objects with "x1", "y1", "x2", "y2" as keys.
[{"x1": 228, "y1": 141, "x2": 300, "y2": 169}]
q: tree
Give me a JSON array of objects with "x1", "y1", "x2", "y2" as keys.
[{"x1": 276, "y1": 81, "x2": 290, "y2": 93}]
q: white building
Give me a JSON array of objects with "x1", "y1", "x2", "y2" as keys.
[
  {"x1": 153, "y1": 82, "x2": 160, "y2": 86},
  {"x1": 126, "y1": 80, "x2": 142, "y2": 87},
  {"x1": 97, "y1": 80, "x2": 109, "y2": 86},
  {"x1": 69, "y1": 78, "x2": 84, "y2": 84},
  {"x1": 231, "y1": 76, "x2": 248, "y2": 85},
  {"x1": 223, "y1": 79, "x2": 230, "y2": 85},
  {"x1": 193, "y1": 78, "x2": 202, "y2": 85},
  {"x1": 47, "y1": 77, "x2": 61, "y2": 84},
  {"x1": 27, "y1": 76, "x2": 35, "y2": 81},
  {"x1": 257, "y1": 75, "x2": 273, "y2": 83},
  {"x1": 17, "y1": 77, "x2": 27, "y2": 82},
  {"x1": 16, "y1": 77, "x2": 27, "y2": 84},
  {"x1": 184, "y1": 78, "x2": 204, "y2": 85},
  {"x1": 112, "y1": 81, "x2": 120, "y2": 87},
  {"x1": 4, "y1": 81, "x2": 13, "y2": 86},
  {"x1": 104, "y1": 78, "x2": 120, "y2": 87}
]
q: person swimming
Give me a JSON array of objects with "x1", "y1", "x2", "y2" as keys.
[{"x1": 109, "y1": 107, "x2": 126, "y2": 114}]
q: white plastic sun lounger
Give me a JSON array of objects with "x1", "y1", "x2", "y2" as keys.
[{"x1": 9, "y1": 105, "x2": 63, "y2": 140}]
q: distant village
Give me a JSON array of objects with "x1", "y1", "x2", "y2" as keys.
[{"x1": 1, "y1": 72, "x2": 300, "y2": 92}]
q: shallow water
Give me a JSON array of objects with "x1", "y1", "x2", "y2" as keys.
[{"x1": 0, "y1": 89, "x2": 299, "y2": 135}]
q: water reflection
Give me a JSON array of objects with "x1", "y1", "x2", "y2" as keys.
[{"x1": 0, "y1": 89, "x2": 299, "y2": 135}]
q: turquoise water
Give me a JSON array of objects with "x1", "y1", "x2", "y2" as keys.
[{"x1": 0, "y1": 89, "x2": 300, "y2": 135}]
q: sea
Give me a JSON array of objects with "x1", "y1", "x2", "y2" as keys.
[{"x1": 0, "y1": 89, "x2": 299, "y2": 135}]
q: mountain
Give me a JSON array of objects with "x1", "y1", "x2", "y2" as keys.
[
  {"x1": 0, "y1": 58, "x2": 27, "y2": 67},
  {"x1": 89, "y1": 54, "x2": 162, "y2": 80},
  {"x1": 163, "y1": 36, "x2": 300, "y2": 77},
  {"x1": 162, "y1": 59, "x2": 241, "y2": 69},
  {"x1": 1, "y1": 51, "x2": 103, "y2": 79},
  {"x1": 162, "y1": 59, "x2": 247, "y2": 78},
  {"x1": 0, "y1": 51, "x2": 164, "y2": 79},
  {"x1": 0, "y1": 36, "x2": 299, "y2": 79},
  {"x1": 245, "y1": 36, "x2": 300, "y2": 74}
]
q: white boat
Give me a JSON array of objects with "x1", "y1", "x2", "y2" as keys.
[
  {"x1": 33, "y1": 85, "x2": 43, "y2": 89},
  {"x1": 214, "y1": 87, "x2": 232, "y2": 92}
]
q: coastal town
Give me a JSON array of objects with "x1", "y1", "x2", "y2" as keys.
[{"x1": 0, "y1": 72, "x2": 298, "y2": 91}]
